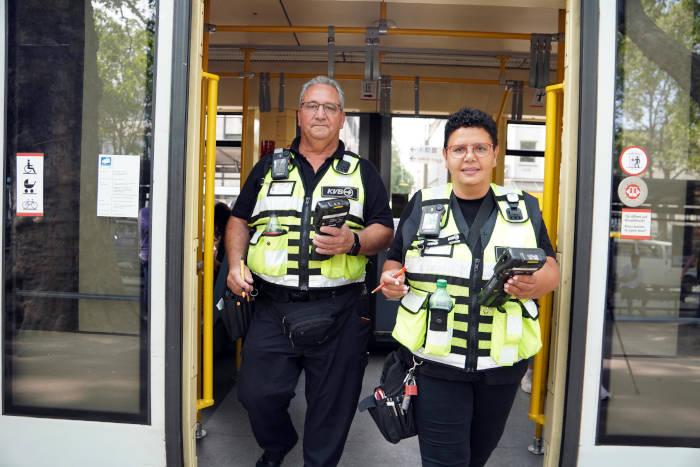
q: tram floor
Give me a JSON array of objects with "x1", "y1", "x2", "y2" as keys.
[{"x1": 198, "y1": 348, "x2": 543, "y2": 467}]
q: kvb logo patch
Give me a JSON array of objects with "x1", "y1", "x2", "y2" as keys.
[{"x1": 321, "y1": 186, "x2": 359, "y2": 200}]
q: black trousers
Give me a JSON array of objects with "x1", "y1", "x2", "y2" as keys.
[
  {"x1": 413, "y1": 371, "x2": 521, "y2": 467},
  {"x1": 237, "y1": 292, "x2": 370, "y2": 467}
]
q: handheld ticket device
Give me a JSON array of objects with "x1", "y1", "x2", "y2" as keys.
[
  {"x1": 478, "y1": 247, "x2": 547, "y2": 307},
  {"x1": 311, "y1": 198, "x2": 350, "y2": 260}
]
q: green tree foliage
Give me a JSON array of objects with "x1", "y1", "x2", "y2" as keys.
[
  {"x1": 618, "y1": 0, "x2": 700, "y2": 179},
  {"x1": 93, "y1": 0, "x2": 155, "y2": 155}
]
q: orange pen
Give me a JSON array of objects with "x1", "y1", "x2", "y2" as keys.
[{"x1": 371, "y1": 266, "x2": 407, "y2": 294}]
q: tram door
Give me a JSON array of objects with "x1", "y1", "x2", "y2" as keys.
[
  {"x1": 564, "y1": 1, "x2": 700, "y2": 466},
  {"x1": 0, "y1": 2, "x2": 179, "y2": 465}
]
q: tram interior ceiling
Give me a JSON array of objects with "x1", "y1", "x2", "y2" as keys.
[{"x1": 205, "y1": 1, "x2": 561, "y2": 121}]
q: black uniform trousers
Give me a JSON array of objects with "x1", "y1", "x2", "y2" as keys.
[
  {"x1": 237, "y1": 289, "x2": 370, "y2": 467},
  {"x1": 413, "y1": 369, "x2": 524, "y2": 467}
]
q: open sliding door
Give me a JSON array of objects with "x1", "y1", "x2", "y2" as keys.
[{"x1": 0, "y1": 1, "x2": 183, "y2": 465}]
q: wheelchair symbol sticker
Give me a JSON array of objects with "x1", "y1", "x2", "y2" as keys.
[{"x1": 16, "y1": 153, "x2": 44, "y2": 216}]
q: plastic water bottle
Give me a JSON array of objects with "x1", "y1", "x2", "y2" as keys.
[{"x1": 425, "y1": 279, "x2": 453, "y2": 356}]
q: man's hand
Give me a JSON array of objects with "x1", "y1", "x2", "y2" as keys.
[
  {"x1": 227, "y1": 261, "x2": 254, "y2": 296},
  {"x1": 313, "y1": 223, "x2": 354, "y2": 256},
  {"x1": 380, "y1": 268, "x2": 409, "y2": 300}
]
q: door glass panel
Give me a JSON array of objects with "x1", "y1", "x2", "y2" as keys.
[
  {"x1": 390, "y1": 117, "x2": 448, "y2": 217},
  {"x1": 599, "y1": 0, "x2": 700, "y2": 446},
  {"x1": 3, "y1": 0, "x2": 156, "y2": 423}
]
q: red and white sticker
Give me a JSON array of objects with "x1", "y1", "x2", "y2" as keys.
[
  {"x1": 620, "y1": 208, "x2": 652, "y2": 240},
  {"x1": 619, "y1": 146, "x2": 648, "y2": 176},
  {"x1": 617, "y1": 176, "x2": 648, "y2": 207}
]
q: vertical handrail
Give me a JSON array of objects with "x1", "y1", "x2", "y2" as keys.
[
  {"x1": 528, "y1": 82, "x2": 564, "y2": 429},
  {"x1": 197, "y1": 71, "x2": 220, "y2": 411}
]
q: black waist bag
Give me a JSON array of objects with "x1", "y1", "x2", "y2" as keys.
[
  {"x1": 277, "y1": 297, "x2": 349, "y2": 348},
  {"x1": 358, "y1": 350, "x2": 417, "y2": 444}
]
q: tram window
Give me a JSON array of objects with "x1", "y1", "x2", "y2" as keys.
[
  {"x1": 599, "y1": 0, "x2": 700, "y2": 446},
  {"x1": 503, "y1": 121, "x2": 545, "y2": 196},
  {"x1": 2, "y1": 0, "x2": 155, "y2": 423},
  {"x1": 390, "y1": 117, "x2": 448, "y2": 217},
  {"x1": 340, "y1": 115, "x2": 360, "y2": 154},
  {"x1": 215, "y1": 113, "x2": 242, "y2": 206}
]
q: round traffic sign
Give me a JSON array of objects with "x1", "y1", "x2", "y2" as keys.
[
  {"x1": 618, "y1": 176, "x2": 648, "y2": 207},
  {"x1": 619, "y1": 146, "x2": 648, "y2": 176}
]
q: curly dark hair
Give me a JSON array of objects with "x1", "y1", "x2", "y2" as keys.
[{"x1": 443, "y1": 107, "x2": 498, "y2": 148}]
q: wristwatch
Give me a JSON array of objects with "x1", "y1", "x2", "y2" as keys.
[{"x1": 348, "y1": 232, "x2": 361, "y2": 256}]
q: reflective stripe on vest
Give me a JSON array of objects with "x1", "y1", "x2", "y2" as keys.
[
  {"x1": 247, "y1": 150, "x2": 368, "y2": 289},
  {"x1": 392, "y1": 183, "x2": 542, "y2": 371}
]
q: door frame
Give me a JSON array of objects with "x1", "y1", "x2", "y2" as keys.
[
  {"x1": 562, "y1": 1, "x2": 700, "y2": 465},
  {"x1": 0, "y1": 1, "x2": 180, "y2": 465}
]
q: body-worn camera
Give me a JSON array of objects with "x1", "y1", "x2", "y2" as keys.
[
  {"x1": 311, "y1": 198, "x2": 350, "y2": 260},
  {"x1": 478, "y1": 247, "x2": 547, "y2": 307}
]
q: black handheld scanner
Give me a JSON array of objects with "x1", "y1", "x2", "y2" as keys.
[
  {"x1": 311, "y1": 198, "x2": 350, "y2": 260},
  {"x1": 477, "y1": 247, "x2": 547, "y2": 307},
  {"x1": 313, "y1": 198, "x2": 350, "y2": 233}
]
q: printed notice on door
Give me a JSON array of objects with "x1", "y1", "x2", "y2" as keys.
[
  {"x1": 97, "y1": 155, "x2": 140, "y2": 218},
  {"x1": 620, "y1": 208, "x2": 652, "y2": 240},
  {"x1": 16, "y1": 153, "x2": 44, "y2": 217}
]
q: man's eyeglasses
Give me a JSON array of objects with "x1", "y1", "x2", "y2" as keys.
[
  {"x1": 446, "y1": 143, "x2": 494, "y2": 159},
  {"x1": 300, "y1": 101, "x2": 342, "y2": 115}
]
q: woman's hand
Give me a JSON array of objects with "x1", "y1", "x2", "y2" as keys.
[
  {"x1": 380, "y1": 268, "x2": 409, "y2": 300},
  {"x1": 504, "y1": 256, "x2": 560, "y2": 300}
]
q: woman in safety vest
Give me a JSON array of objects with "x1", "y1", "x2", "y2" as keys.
[{"x1": 378, "y1": 107, "x2": 560, "y2": 467}]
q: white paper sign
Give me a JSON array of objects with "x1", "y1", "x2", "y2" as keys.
[
  {"x1": 531, "y1": 88, "x2": 546, "y2": 107},
  {"x1": 16, "y1": 153, "x2": 44, "y2": 217},
  {"x1": 620, "y1": 208, "x2": 652, "y2": 240},
  {"x1": 97, "y1": 154, "x2": 140, "y2": 218},
  {"x1": 361, "y1": 80, "x2": 378, "y2": 100}
]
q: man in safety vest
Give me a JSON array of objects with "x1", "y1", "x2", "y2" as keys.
[
  {"x1": 226, "y1": 76, "x2": 393, "y2": 467},
  {"x1": 378, "y1": 107, "x2": 559, "y2": 467}
]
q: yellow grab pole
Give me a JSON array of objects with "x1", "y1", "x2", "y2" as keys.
[
  {"x1": 216, "y1": 71, "x2": 501, "y2": 87},
  {"x1": 196, "y1": 0, "x2": 211, "y2": 407},
  {"x1": 495, "y1": 88, "x2": 511, "y2": 123},
  {"x1": 528, "y1": 83, "x2": 563, "y2": 428},
  {"x1": 197, "y1": 71, "x2": 220, "y2": 412},
  {"x1": 213, "y1": 24, "x2": 532, "y2": 41}
]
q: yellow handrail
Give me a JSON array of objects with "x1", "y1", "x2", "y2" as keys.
[
  {"x1": 528, "y1": 82, "x2": 563, "y2": 429},
  {"x1": 213, "y1": 24, "x2": 533, "y2": 41},
  {"x1": 197, "y1": 71, "x2": 220, "y2": 412},
  {"x1": 215, "y1": 71, "x2": 501, "y2": 87}
]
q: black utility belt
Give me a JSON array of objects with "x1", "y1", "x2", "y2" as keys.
[{"x1": 257, "y1": 280, "x2": 363, "y2": 302}]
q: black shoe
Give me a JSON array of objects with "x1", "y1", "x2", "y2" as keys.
[{"x1": 255, "y1": 454, "x2": 282, "y2": 467}]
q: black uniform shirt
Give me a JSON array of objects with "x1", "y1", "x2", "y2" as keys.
[
  {"x1": 232, "y1": 137, "x2": 393, "y2": 229},
  {"x1": 388, "y1": 190, "x2": 556, "y2": 383}
]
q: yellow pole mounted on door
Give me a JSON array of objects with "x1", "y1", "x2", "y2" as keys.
[
  {"x1": 528, "y1": 82, "x2": 563, "y2": 437},
  {"x1": 197, "y1": 71, "x2": 220, "y2": 412},
  {"x1": 196, "y1": 0, "x2": 211, "y2": 414}
]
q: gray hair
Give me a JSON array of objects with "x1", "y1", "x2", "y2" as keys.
[{"x1": 298, "y1": 76, "x2": 345, "y2": 109}]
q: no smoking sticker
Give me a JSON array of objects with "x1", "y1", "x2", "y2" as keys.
[
  {"x1": 619, "y1": 146, "x2": 648, "y2": 176},
  {"x1": 618, "y1": 176, "x2": 648, "y2": 207}
]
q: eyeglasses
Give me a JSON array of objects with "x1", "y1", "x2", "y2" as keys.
[
  {"x1": 300, "y1": 101, "x2": 342, "y2": 115},
  {"x1": 446, "y1": 143, "x2": 494, "y2": 159}
]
